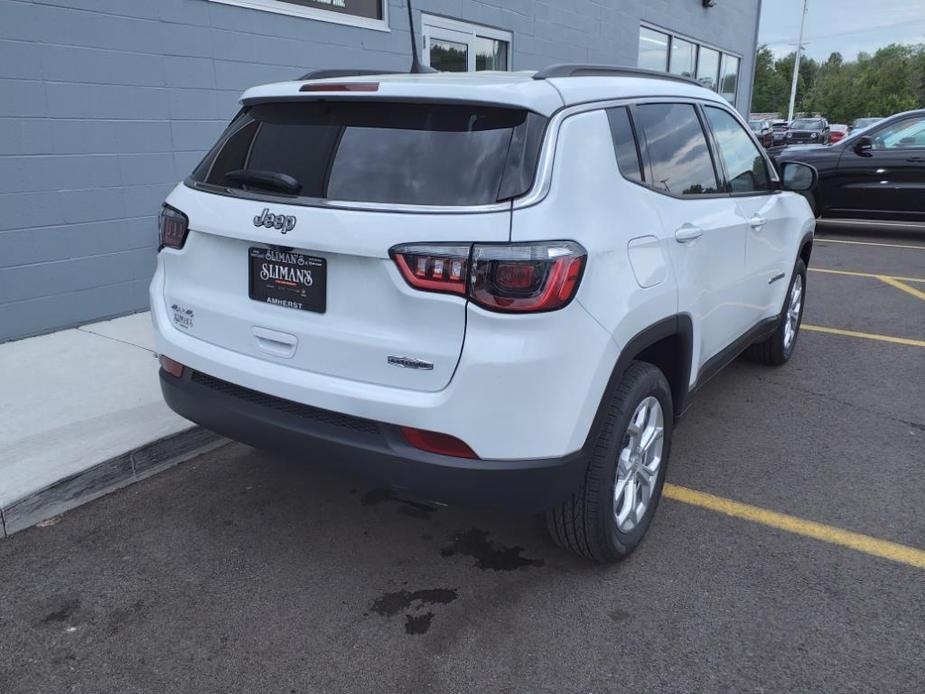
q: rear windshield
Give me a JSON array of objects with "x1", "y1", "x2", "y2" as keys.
[{"x1": 190, "y1": 101, "x2": 547, "y2": 206}]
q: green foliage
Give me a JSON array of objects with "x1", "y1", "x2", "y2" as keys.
[{"x1": 751, "y1": 43, "x2": 925, "y2": 122}]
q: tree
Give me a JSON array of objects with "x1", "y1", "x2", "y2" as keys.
[{"x1": 751, "y1": 43, "x2": 925, "y2": 122}]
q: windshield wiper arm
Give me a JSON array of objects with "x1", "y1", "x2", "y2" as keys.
[{"x1": 223, "y1": 169, "x2": 302, "y2": 196}]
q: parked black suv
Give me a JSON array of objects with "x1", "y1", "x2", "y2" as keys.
[
  {"x1": 786, "y1": 118, "x2": 830, "y2": 145},
  {"x1": 773, "y1": 109, "x2": 925, "y2": 223}
]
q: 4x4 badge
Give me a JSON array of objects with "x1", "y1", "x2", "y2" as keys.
[{"x1": 253, "y1": 208, "x2": 297, "y2": 234}]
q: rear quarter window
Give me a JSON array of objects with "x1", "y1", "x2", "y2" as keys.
[
  {"x1": 190, "y1": 101, "x2": 547, "y2": 207},
  {"x1": 606, "y1": 107, "x2": 644, "y2": 183}
]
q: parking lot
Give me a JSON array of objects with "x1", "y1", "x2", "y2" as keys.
[{"x1": 1, "y1": 226, "x2": 923, "y2": 694}]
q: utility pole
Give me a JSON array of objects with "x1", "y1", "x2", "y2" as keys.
[{"x1": 787, "y1": 0, "x2": 809, "y2": 122}]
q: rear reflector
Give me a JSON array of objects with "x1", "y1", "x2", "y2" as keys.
[
  {"x1": 159, "y1": 355, "x2": 185, "y2": 378},
  {"x1": 300, "y1": 82, "x2": 380, "y2": 92},
  {"x1": 400, "y1": 427, "x2": 478, "y2": 459}
]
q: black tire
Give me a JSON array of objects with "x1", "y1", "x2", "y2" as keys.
[
  {"x1": 747, "y1": 258, "x2": 807, "y2": 366},
  {"x1": 546, "y1": 361, "x2": 673, "y2": 563}
]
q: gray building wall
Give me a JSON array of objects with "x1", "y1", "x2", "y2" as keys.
[{"x1": 0, "y1": 0, "x2": 760, "y2": 342}]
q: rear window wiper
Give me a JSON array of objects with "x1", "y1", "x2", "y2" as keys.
[{"x1": 223, "y1": 169, "x2": 302, "y2": 196}]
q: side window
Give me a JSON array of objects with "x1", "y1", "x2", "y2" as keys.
[
  {"x1": 606, "y1": 107, "x2": 644, "y2": 183},
  {"x1": 870, "y1": 116, "x2": 925, "y2": 149},
  {"x1": 634, "y1": 103, "x2": 720, "y2": 196},
  {"x1": 704, "y1": 106, "x2": 772, "y2": 194}
]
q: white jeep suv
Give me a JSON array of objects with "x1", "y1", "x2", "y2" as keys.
[{"x1": 151, "y1": 65, "x2": 816, "y2": 562}]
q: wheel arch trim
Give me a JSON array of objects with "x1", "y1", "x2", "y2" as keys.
[{"x1": 583, "y1": 315, "x2": 694, "y2": 450}]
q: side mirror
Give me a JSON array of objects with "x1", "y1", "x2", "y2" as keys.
[
  {"x1": 854, "y1": 136, "x2": 873, "y2": 155},
  {"x1": 780, "y1": 162, "x2": 817, "y2": 192}
]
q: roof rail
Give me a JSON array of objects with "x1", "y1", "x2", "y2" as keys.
[
  {"x1": 533, "y1": 64, "x2": 700, "y2": 86},
  {"x1": 299, "y1": 69, "x2": 402, "y2": 81}
]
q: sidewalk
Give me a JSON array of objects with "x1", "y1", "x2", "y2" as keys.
[{"x1": 0, "y1": 312, "x2": 223, "y2": 536}]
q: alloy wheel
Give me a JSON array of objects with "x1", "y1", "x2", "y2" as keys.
[
  {"x1": 614, "y1": 396, "x2": 664, "y2": 533},
  {"x1": 784, "y1": 273, "x2": 803, "y2": 351}
]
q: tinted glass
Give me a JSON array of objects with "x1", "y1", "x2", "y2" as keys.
[
  {"x1": 704, "y1": 107, "x2": 771, "y2": 193},
  {"x1": 720, "y1": 55, "x2": 740, "y2": 103},
  {"x1": 430, "y1": 38, "x2": 468, "y2": 72},
  {"x1": 638, "y1": 27, "x2": 669, "y2": 71},
  {"x1": 696, "y1": 47, "x2": 721, "y2": 90},
  {"x1": 635, "y1": 103, "x2": 719, "y2": 196},
  {"x1": 475, "y1": 36, "x2": 508, "y2": 70},
  {"x1": 283, "y1": 0, "x2": 382, "y2": 20},
  {"x1": 872, "y1": 116, "x2": 925, "y2": 149},
  {"x1": 670, "y1": 37, "x2": 696, "y2": 78},
  {"x1": 195, "y1": 102, "x2": 537, "y2": 206},
  {"x1": 606, "y1": 107, "x2": 643, "y2": 182}
]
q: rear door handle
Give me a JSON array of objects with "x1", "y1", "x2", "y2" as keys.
[
  {"x1": 749, "y1": 215, "x2": 767, "y2": 231},
  {"x1": 674, "y1": 225, "x2": 704, "y2": 243},
  {"x1": 906, "y1": 157, "x2": 925, "y2": 163}
]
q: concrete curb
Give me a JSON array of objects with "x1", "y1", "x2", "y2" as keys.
[{"x1": 0, "y1": 427, "x2": 228, "y2": 538}]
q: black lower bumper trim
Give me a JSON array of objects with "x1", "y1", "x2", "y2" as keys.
[{"x1": 159, "y1": 369, "x2": 590, "y2": 513}]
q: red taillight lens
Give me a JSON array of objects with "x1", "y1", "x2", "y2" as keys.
[
  {"x1": 390, "y1": 244, "x2": 470, "y2": 295},
  {"x1": 159, "y1": 355, "x2": 185, "y2": 378},
  {"x1": 391, "y1": 241, "x2": 586, "y2": 313},
  {"x1": 158, "y1": 205, "x2": 189, "y2": 250},
  {"x1": 400, "y1": 427, "x2": 478, "y2": 459},
  {"x1": 470, "y1": 242, "x2": 586, "y2": 312}
]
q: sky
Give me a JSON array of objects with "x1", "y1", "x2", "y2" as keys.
[{"x1": 759, "y1": 0, "x2": 925, "y2": 61}]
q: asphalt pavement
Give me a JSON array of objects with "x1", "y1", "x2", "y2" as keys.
[{"x1": 1, "y1": 227, "x2": 923, "y2": 694}]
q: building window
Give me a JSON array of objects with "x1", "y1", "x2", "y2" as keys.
[
  {"x1": 638, "y1": 27, "x2": 670, "y2": 71},
  {"x1": 637, "y1": 25, "x2": 741, "y2": 105},
  {"x1": 696, "y1": 46, "x2": 721, "y2": 91},
  {"x1": 669, "y1": 37, "x2": 696, "y2": 79},
  {"x1": 206, "y1": 0, "x2": 388, "y2": 31},
  {"x1": 720, "y1": 54, "x2": 741, "y2": 104},
  {"x1": 422, "y1": 15, "x2": 512, "y2": 72}
]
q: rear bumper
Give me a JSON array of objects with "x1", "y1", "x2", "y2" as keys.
[{"x1": 160, "y1": 368, "x2": 590, "y2": 513}]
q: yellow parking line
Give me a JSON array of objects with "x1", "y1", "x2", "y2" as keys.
[
  {"x1": 818, "y1": 238, "x2": 925, "y2": 251},
  {"x1": 664, "y1": 484, "x2": 925, "y2": 569},
  {"x1": 810, "y1": 267, "x2": 925, "y2": 284},
  {"x1": 877, "y1": 275, "x2": 925, "y2": 302},
  {"x1": 802, "y1": 324, "x2": 925, "y2": 348}
]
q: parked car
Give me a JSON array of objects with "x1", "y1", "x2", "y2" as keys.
[
  {"x1": 829, "y1": 124, "x2": 848, "y2": 144},
  {"x1": 749, "y1": 118, "x2": 775, "y2": 147},
  {"x1": 850, "y1": 117, "x2": 883, "y2": 133},
  {"x1": 786, "y1": 117, "x2": 830, "y2": 144},
  {"x1": 771, "y1": 119, "x2": 790, "y2": 145},
  {"x1": 774, "y1": 109, "x2": 925, "y2": 224},
  {"x1": 152, "y1": 65, "x2": 816, "y2": 562}
]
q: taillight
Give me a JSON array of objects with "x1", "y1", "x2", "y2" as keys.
[
  {"x1": 470, "y1": 242, "x2": 586, "y2": 313},
  {"x1": 158, "y1": 205, "x2": 189, "y2": 250},
  {"x1": 390, "y1": 241, "x2": 586, "y2": 313},
  {"x1": 390, "y1": 244, "x2": 470, "y2": 296}
]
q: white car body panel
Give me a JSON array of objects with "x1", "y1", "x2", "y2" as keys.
[{"x1": 151, "y1": 70, "x2": 815, "y2": 463}]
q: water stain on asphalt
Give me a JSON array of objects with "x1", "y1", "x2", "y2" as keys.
[
  {"x1": 404, "y1": 612, "x2": 435, "y2": 635},
  {"x1": 440, "y1": 528, "x2": 544, "y2": 571},
  {"x1": 42, "y1": 598, "x2": 79, "y2": 624},
  {"x1": 370, "y1": 588, "x2": 457, "y2": 635},
  {"x1": 370, "y1": 588, "x2": 458, "y2": 617},
  {"x1": 610, "y1": 608, "x2": 631, "y2": 622},
  {"x1": 360, "y1": 488, "x2": 439, "y2": 520}
]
